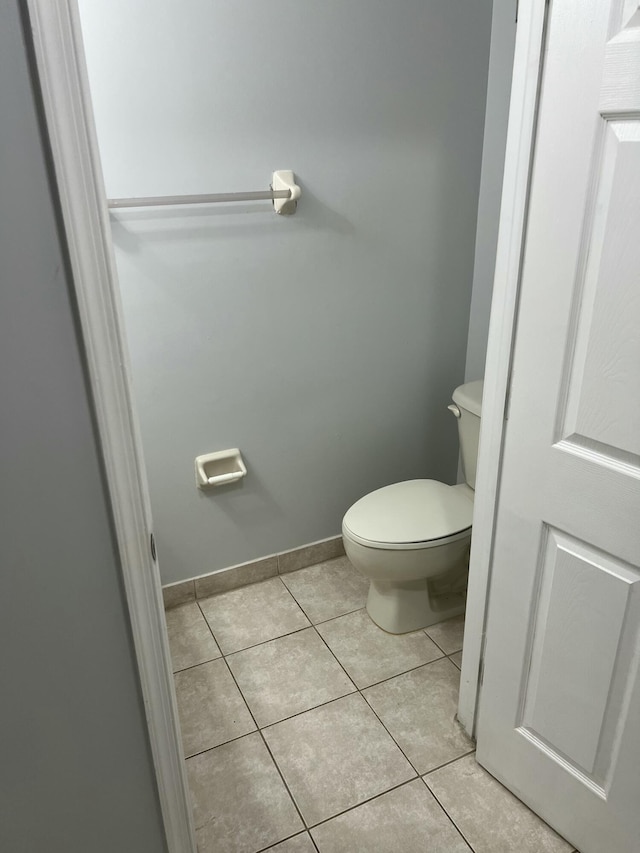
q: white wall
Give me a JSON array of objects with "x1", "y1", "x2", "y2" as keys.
[
  {"x1": 79, "y1": 0, "x2": 493, "y2": 584},
  {"x1": 465, "y1": 0, "x2": 518, "y2": 380},
  {"x1": 0, "y1": 3, "x2": 167, "y2": 849}
]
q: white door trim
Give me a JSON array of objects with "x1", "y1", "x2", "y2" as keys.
[
  {"x1": 458, "y1": 0, "x2": 549, "y2": 733},
  {"x1": 25, "y1": 2, "x2": 197, "y2": 850}
]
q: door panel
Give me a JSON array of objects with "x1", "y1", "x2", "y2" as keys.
[
  {"x1": 562, "y1": 120, "x2": 640, "y2": 464},
  {"x1": 521, "y1": 527, "x2": 639, "y2": 781},
  {"x1": 476, "y1": 2, "x2": 640, "y2": 851}
]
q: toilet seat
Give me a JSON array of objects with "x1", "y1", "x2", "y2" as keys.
[{"x1": 342, "y1": 479, "x2": 473, "y2": 551}]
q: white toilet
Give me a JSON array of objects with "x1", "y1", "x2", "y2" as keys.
[{"x1": 342, "y1": 380, "x2": 483, "y2": 634}]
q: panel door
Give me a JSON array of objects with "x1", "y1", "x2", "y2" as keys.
[{"x1": 476, "y1": 2, "x2": 640, "y2": 852}]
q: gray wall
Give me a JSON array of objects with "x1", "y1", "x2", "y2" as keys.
[
  {"x1": 465, "y1": 0, "x2": 517, "y2": 380},
  {"x1": 78, "y1": 0, "x2": 493, "y2": 584},
  {"x1": 0, "y1": 2, "x2": 167, "y2": 850}
]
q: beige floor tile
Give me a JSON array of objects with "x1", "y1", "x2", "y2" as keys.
[
  {"x1": 227, "y1": 628, "x2": 355, "y2": 727},
  {"x1": 316, "y1": 608, "x2": 444, "y2": 688},
  {"x1": 188, "y1": 733, "x2": 303, "y2": 852},
  {"x1": 449, "y1": 651, "x2": 463, "y2": 669},
  {"x1": 164, "y1": 602, "x2": 221, "y2": 672},
  {"x1": 174, "y1": 659, "x2": 255, "y2": 757},
  {"x1": 199, "y1": 577, "x2": 310, "y2": 654},
  {"x1": 424, "y1": 754, "x2": 573, "y2": 853},
  {"x1": 363, "y1": 658, "x2": 473, "y2": 774},
  {"x1": 311, "y1": 779, "x2": 471, "y2": 853},
  {"x1": 425, "y1": 614, "x2": 465, "y2": 654},
  {"x1": 264, "y1": 833, "x2": 317, "y2": 852},
  {"x1": 281, "y1": 557, "x2": 369, "y2": 624},
  {"x1": 263, "y1": 693, "x2": 415, "y2": 826}
]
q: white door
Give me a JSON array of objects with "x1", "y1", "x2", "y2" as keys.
[{"x1": 476, "y1": 1, "x2": 640, "y2": 852}]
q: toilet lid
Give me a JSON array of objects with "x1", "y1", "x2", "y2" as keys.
[{"x1": 342, "y1": 480, "x2": 473, "y2": 548}]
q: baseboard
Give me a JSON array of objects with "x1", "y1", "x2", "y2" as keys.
[{"x1": 162, "y1": 535, "x2": 345, "y2": 609}]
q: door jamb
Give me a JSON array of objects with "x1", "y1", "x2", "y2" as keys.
[
  {"x1": 24, "y1": 2, "x2": 197, "y2": 850},
  {"x1": 458, "y1": 0, "x2": 548, "y2": 734}
]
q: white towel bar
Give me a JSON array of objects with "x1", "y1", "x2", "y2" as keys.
[{"x1": 108, "y1": 170, "x2": 301, "y2": 215}]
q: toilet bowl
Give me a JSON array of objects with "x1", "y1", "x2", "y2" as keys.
[{"x1": 342, "y1": 380, "x2": 483, "y2": 634}]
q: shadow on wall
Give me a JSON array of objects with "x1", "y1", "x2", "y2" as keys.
[
  {"x1": 196, "y1": 453, "x2": 287, "y2": 533},
  {"x1": 109, "y1": 182, "x2": 357, "y2": 251}
]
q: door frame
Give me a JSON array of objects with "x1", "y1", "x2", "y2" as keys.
[
  {"x1": 24, "y1": 0, "x2": 548, "y2": 846},
  {"x1": 458, "y1": 0, "x2": 549, "y2": 733},
  {"x1": 25, "y1": 2, "x2": 197, "y2": 851}
]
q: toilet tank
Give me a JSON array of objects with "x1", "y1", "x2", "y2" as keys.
[{"x1": 451, "y1": 380, "x2": 483, "y2": 490}]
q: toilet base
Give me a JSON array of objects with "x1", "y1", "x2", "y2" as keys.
[{"x1": 366, "y1": 578, "x2": 466, "y2": 634}]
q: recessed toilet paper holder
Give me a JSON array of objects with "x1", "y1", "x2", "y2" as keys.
[{"x1": 195, "y1": 449, "x2": 247, "y2": 489}]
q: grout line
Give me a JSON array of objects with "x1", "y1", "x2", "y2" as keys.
[
  {"x1": 311, "y1": 605, "x2": 367, "y2": 627},
  {"x1": 422, "y1": 628, "x2": 446, "y2": 654},
  {"x1": 222, "y1": 656, "x2": 260, "y2": 731},
  {"x1": 305, "y1": 777, "x2": 423, "y2": 833},
  {"x1": 258, "y1": 728, "x2": 309, "y2": 830},
  {"x1": 183, "y1": 730, "x2": 256, "y2": 763},
  {"x1": 220, "y1": 624, "x2": 313, "y2": 658},
  {"x1": 254, "y1": 830, "x2": 318, "y2": 853},
  {"x1": 277, "y1": 562, "x2": 367, "y2": 628},
  {"x1": 181, "y1": 655, "x2": 261, "y2": 762},
  {"x1": 219, "y1": 644, "x2": 309, "y2": 833},
  {"x1": 310, "y1": 604, "x2": 373, "y2": 627},
  {"x1": 219, "y1": 657, "x2": 260, "y2": 731},
  {"x1": 349, "y1": 654, "x2": 447, "y2": 691},
  {"x1": 422, "y1": 772, "x2": 477, "y2": 852},
  {"x1": 309, "y1": 623, "x2": 454, "y2": 694},
  {"x1": 270, "y1": 574, "x2": 312, "y2": 624},
  {"x1": 421, "y1": 748, "x2": 476, "y2": 777},
  {"x1": 258, "y1": 691, "x2": 359, "y2": 733},
  {"x1": 196, "y1": 588, "x2": 311, "y2": 656},
  {"x1": 277, "y1": 576, "x2": 321, "y2": 625},
  {"x1": 171, "y1": 653, "x2": 222, "y2": 675},
  {"x1": 310, "y1": 624, "x2": 358, "y2": 687},
  {"x1": 308, "y1": 623, "x2": 426, "y2": 781},
  {"x1": 448, "y1": 652, "x2": 462, "y2": 670},
  {"x1": 422, "y1": 624, "x2": 464, "y2": 658},
  {"x1": 357, "y1": 691, "x2": 423, "y2": 778},
  {"x1": 196, "y1": 597, "x2": 223, "y2": 647}
]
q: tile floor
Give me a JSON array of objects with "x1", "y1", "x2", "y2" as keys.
[{"x1": 166, "y1": 555, "x2": 575, "y2": 853}]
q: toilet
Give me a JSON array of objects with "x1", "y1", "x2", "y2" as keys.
[{"x1": 342, "y1": 380, "x2": 483, "y2": 634}]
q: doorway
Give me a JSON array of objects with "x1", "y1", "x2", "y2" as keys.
[{"x1": 28, "y1": 2, "x2": 635, "y2": 853}]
